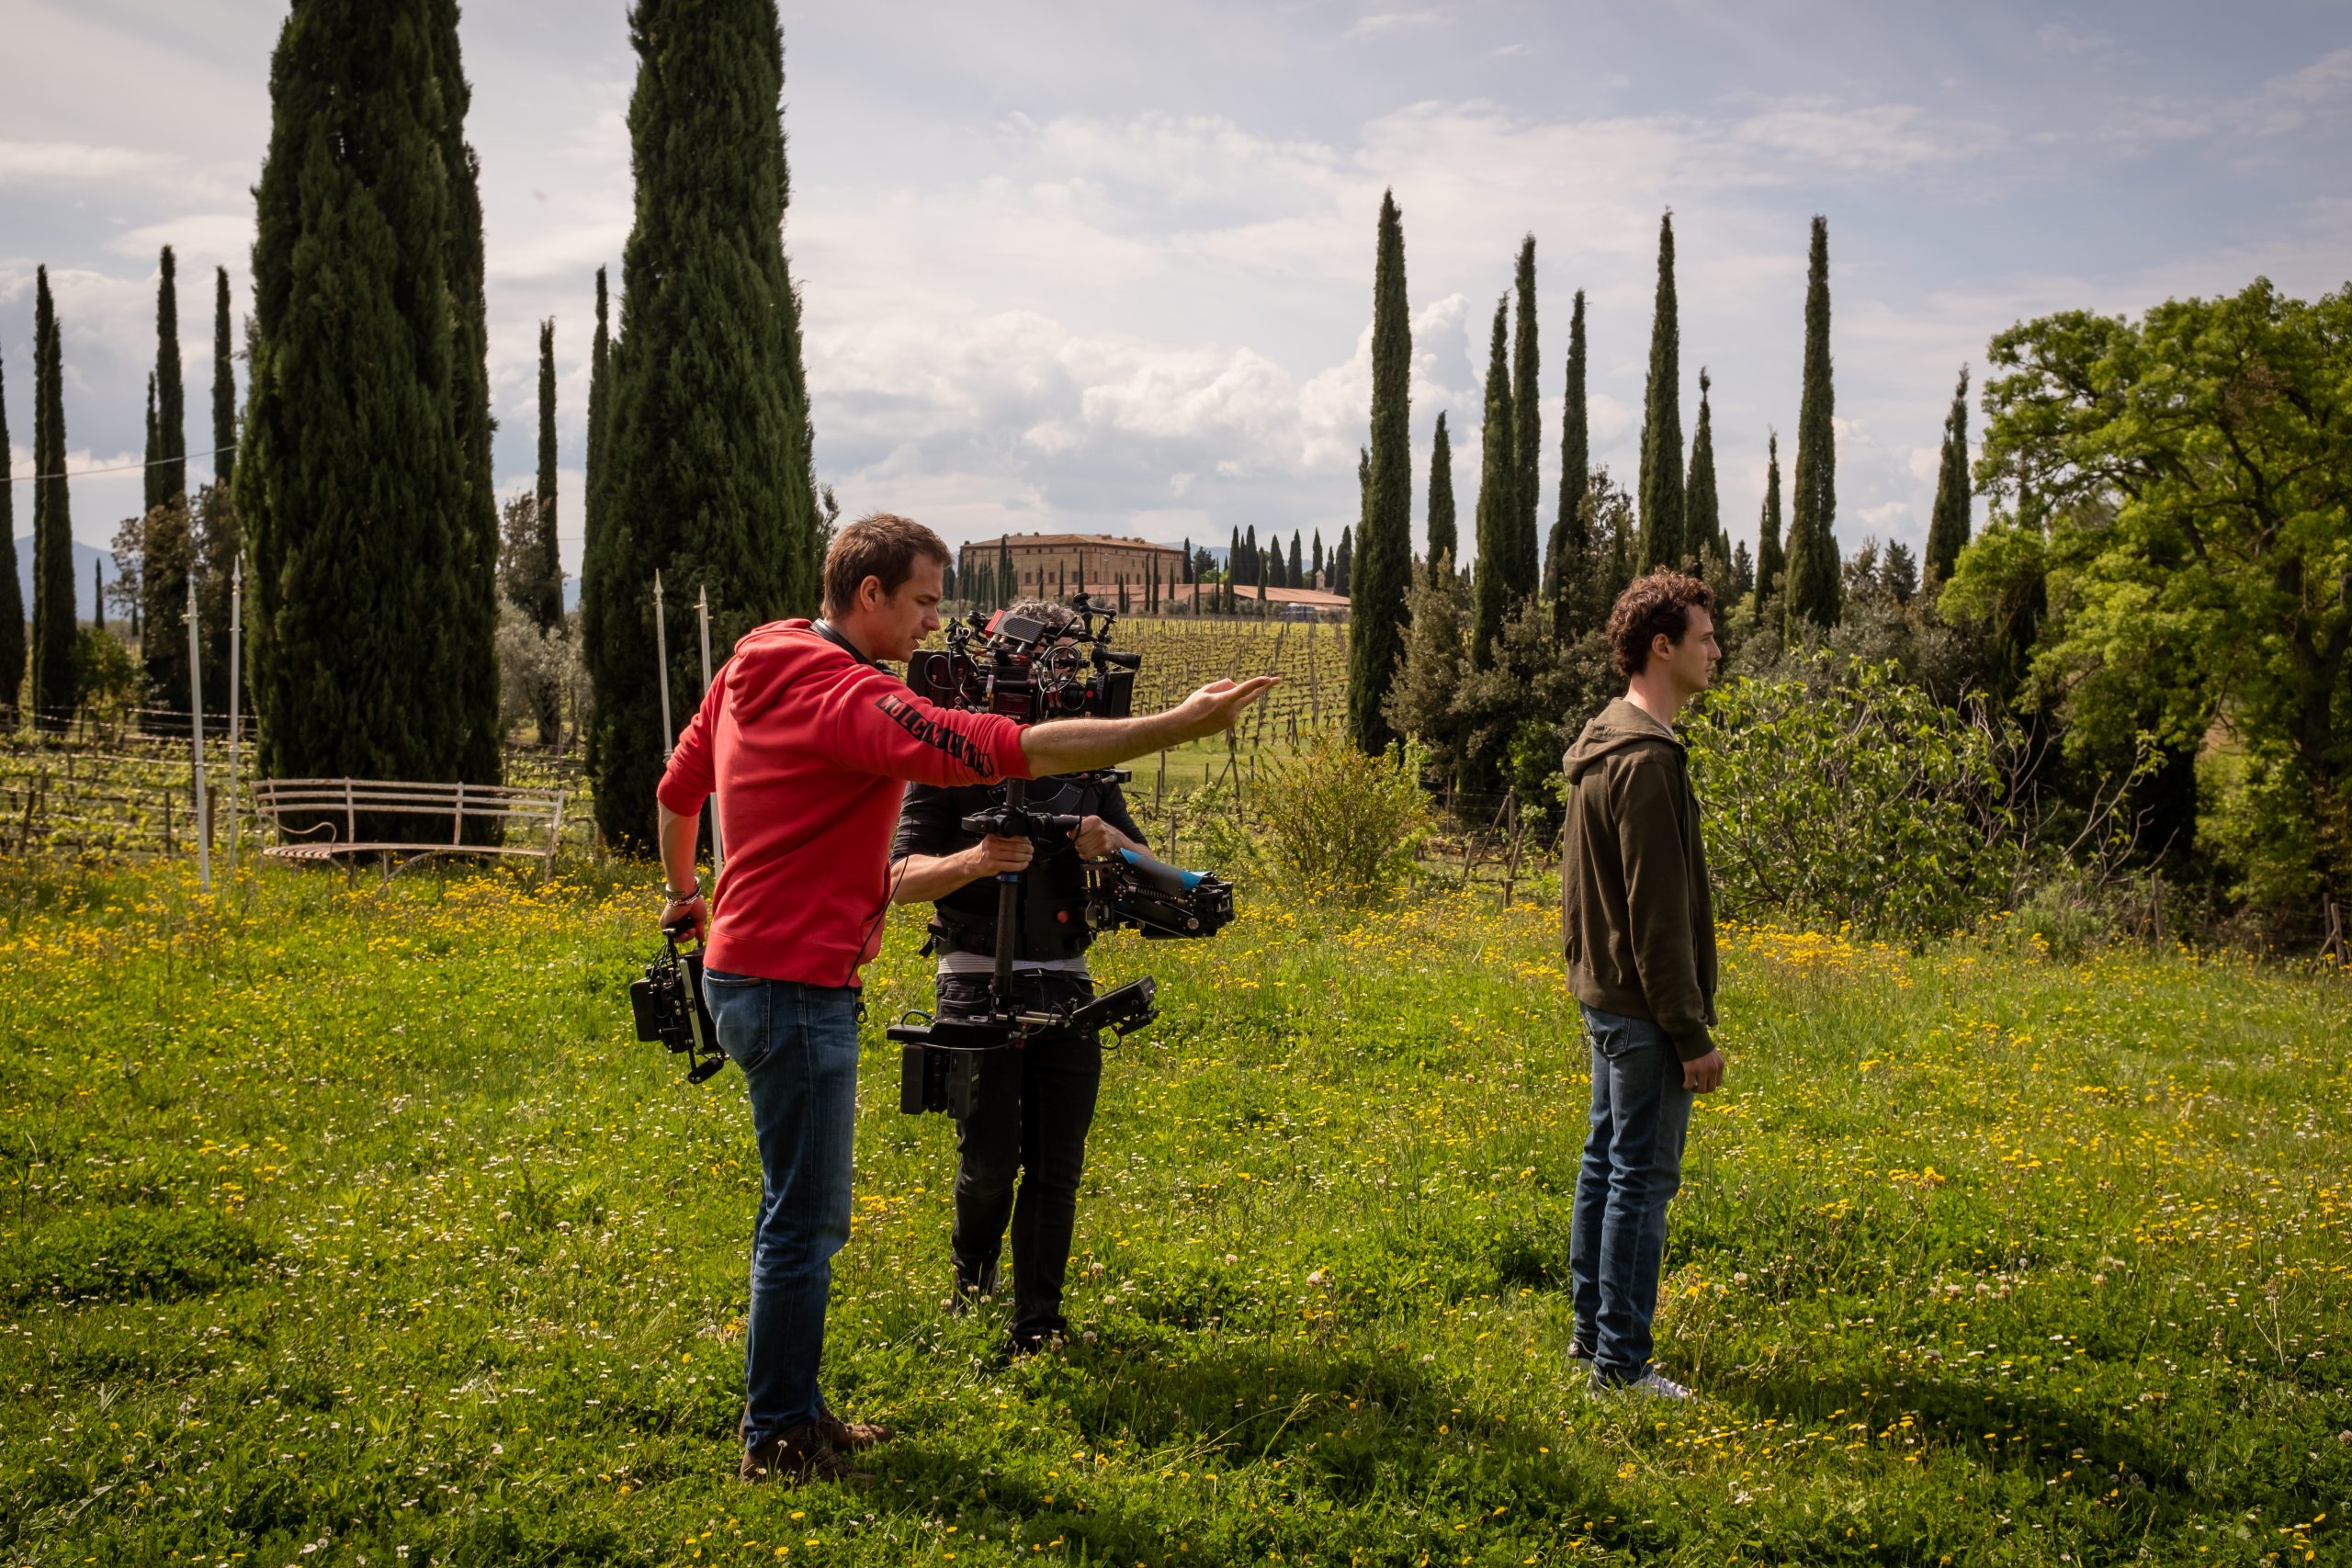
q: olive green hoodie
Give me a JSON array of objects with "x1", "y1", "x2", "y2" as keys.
[{"x1": 1560, "y1": 697, "x2": 1718, "y2": 1060}]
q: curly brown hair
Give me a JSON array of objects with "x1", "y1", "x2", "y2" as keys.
[{"x1": 1605, "y1": 569, "x2": 1716, "y2": 676}]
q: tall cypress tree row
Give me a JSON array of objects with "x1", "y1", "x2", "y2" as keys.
[
  {"x1": 1469, "y1": 297, "x2": 1518, "y2": 667},
  {"x1": 587, "y1": 0, "x2": 824, "y2": 850},
  {"x1": 1547, "y1": 288, "x2": 1589, "y2": 616},
  {"x1": 30, "y1": 268, "x2": 76, "y2": 729},
  {"x1": 212, "y1": 267, "x2": 236, "y2": 491},
  {"x1": 1784, "y1": 215, "x2": 1841, "y2": 631},
  {"x1": 1756, "y1": 431, "x2": 1785, "y2": 601},
  {"x1": 239, "y1": 0, "x2": 499, "y2": 790},
  {"x1": 526, "y1": 318, "x2": 561, "y2": 631},
  {"x1": 1685, "y1": 368, "x2": 1721, "y2": 562},
  {"x1": 1924, "y1": 366, "x2": 1972, "y2": 586},
  {"x1": 1347, "y1": 190, "x2": 1413, "y2": 752},
  {"x1": 1509, "y1": 234, "x2": 1542, "y2": 586},
  {"x1": 0, "y1": 346, "x2": 23, "y2": 728},
  {"x1": 1636, "y1": 212, "x2": 1684, "y2": 570},
  {"x1": 1426, "y1": 411, "x2": 1456, "y2": 569},
  {"x1": 153, "y1": 247, "x2": 187, "y2": 510}
]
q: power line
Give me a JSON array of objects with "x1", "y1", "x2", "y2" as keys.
[{"x1": 5, "y1": 445, "x2": 233, "y2": 483}]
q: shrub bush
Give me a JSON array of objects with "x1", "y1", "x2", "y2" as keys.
[
  {"x1": 1244, "y1": 729, "x2": 1433, "y2": 904},
  {"x1": 1683, "y1": 654, "x2": 2017, "y2": 939}
]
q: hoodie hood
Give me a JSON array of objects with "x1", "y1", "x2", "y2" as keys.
[{"x1": 1562, "y1": 697, "x2": 1683, "y2": 784}]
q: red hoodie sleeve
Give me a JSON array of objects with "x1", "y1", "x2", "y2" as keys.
[
  {"x1": 829, "y1": 667, "x2": 1032, "y2": 786},
  {"x1": 654, "y1": 674, "x2": 723, "y2": 818}
]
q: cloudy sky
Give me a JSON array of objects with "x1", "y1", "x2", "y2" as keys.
[{"x1": 5, "y1": 0, "x2": 2348, "y2": 583}]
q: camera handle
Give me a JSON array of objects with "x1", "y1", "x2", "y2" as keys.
[{"x1": 991, "y1": 778, "x2": 1026, "y2": 1019}]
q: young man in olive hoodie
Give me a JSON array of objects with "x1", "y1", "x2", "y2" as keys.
[{"x1": 1560, "y1": 570, "x2": 1724, "y2": 1399}]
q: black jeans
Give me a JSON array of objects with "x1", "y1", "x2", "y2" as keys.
[{"x1": 935, "y1": 971, "x2": 1102, "y2": 1342}]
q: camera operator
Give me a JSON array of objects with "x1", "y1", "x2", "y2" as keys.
[
  {"x1": 653, "y1": 514, "x2": 1274, "y2": 1488},
  {"x1": 888, "y1": 600, "x2": 1149, "y2": 1354}
]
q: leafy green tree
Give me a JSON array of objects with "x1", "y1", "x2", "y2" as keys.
[
  {"x1": 1952, "y1": 279, "x2": 2352, "y2": 918},
  {"x1": 31, "y1": 267, "x2": 76, "y2": 729},
  {"x1": 212, "y1": 267, "x2": 236, "y2": 491},
  {"x1": 588, "y1": 0, "x2": 824, "y2": 850},
  {"x1": 150, "y1": 247, "x2": 187, "y2": 513},
  {"x1": 1469, "y1": 297, "x2": 1518, "y2": 666},
  {"x1": 1510, "y1": 234, "x2": 1542, "y2": 586},
  {"x1": 0, "y1": 345, "x2": 23, "y2": 727},
  {"x1": 140, "y1": 495, "x2": 192, "y2": 711},
  {"x1": 1755, "y1": 431, "x2": 1785, "y2": 603},
  {"x1": 194, "y1": 483, "x2": 244, "y2": 712},
  {"x1": 1426, "y1": 411, "x2": 1456, "y2": 570},
  {"x1": 1686, "y1": 368, "x2": 1722, "y2": 565},
  {"x1": 1783, "y1": 215, "x2": 1841, "y2": 631},
  {"x1": 1924, "y1": 366, "x2": 1972, "y2": 586},
  {"x1": 240, "y1": 0, "x2": 500, "y2": 791},
  {"x1": 1348, "y1": 190, "x2": 1413, "y2": 751},
  {"x1": 1547, "y1": 288, "x2": 1589, "y2": 622},
  {"x1": 1382, "y1": 552, "x2": 1468, "y2": 776}
]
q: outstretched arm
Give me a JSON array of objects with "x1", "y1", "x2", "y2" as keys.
[{"x1": 1020, "y1": 676, "x2": 1280, "y2": 776}]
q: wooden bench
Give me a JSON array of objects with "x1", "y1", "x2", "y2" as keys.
[{"x1": 250, "y1": 777, "x2": 566, "y2": 883}]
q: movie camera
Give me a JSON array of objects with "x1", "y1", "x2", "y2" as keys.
[
  {"x1": 630, "y1": 919, "x2": 726, "y2": 1084},
  {"x1": 888, "y1": 596, "x2": 1239, "y2": 1114}
]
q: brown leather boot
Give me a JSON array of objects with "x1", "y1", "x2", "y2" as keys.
[
  {"x1": 739, "y1": 1424, "x2": 872, "y2": 1487},
  {"x1": 818, "y1": 1410, "x2": 894, "y2": 1452}
]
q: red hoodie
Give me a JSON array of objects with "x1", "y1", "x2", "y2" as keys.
[{"x1": 656, "y1": 619, "x2": 1032, "y2": 986}]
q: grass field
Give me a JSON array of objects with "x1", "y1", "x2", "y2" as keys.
[{"x1": 3, "y1": 862, "x2": 2346, "y2": 1566}]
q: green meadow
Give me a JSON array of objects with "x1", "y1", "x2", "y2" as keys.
[{"x1": 1, "y1": 863, "x2": 2345, "y2": 1566}]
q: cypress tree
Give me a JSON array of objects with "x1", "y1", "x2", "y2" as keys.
[
  {"x1": 1181, "y1": 537, "x2": 1193, "y2": 585},
  {"x1": 1783, "y1": 215, "x2": 1841, "y2": 630},
  {"x1": 141, "y1": 492, "x2": 192, "y2": 712},
  {"x1": 1756, "y1": 430, "x2": 1785, "y2": 600},
  {"x1": 1510, "y1": 235, "x2": 1543, "y2": 588},
  {"x1": 588, "y1": 0, "x2": 824, "y2": 850},
  {"x1": 1243, "y1": 525, "x2": 1258, "y2": 586},
  {"x1": 1347, "y1": 189, "x2": 1413, "y2": 752},
  {"x1": 526, "y1": 318, "x2": 561, "y2": 631},
  {"x1": 1311, "y1": 530, "x2": 1324, "y2": 586},
  {"x1": 239, "y1": 0, "x2": 500, "y2": 791},
  {"x1": 1228, "y1": 526, "x2": 1241, "y2": 592},
  {"x1": 30, "y1": 268, "x2": 77, "y2": 729},
  {"x1": 1924, "y1": 366, "x2": 1972, "y2": 586},
  {"x1": 1636, "y1": 213, "x2": 1684, "y2": 571},
  {"x1": 1547, "y1": 288, "x2": 1589, "y2": 616},
  {"x1": 1426, "y1": 411, "x2": 1456, "y2": 570},
  {"x1": 93, "y1": 558, "x2": 104, "y2": 630},
  {"x1": 0, "y1": 345, "x2": 21, "y2": 728},
  {"x1": 153, "y1": 246, "x2": 187, "y2": 511},
  {"x1": 1686, "y1": 368, "x2": 1721, "y2": 563},
  {"x1": 582, "y1": 267, "x2": 611, "y2": 596},
  {"x1": 1469, "y1": 297, "x2": 1516, "y2": 667},
  {"x1": 143, "y1": 375, "x2": 160, "y2": 515},
  {"x1": 212, "y1": 267, "x2": 236, "y2": 491},
  {"x1": 1288, "y1": 530, "x2": 1302, "y2": 590},
  {"x1": 1335, "y1": 525, "x2": 1352, "y2": 598}
]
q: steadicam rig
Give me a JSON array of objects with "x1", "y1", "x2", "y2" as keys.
[{"x1": 887, "y1": 597, "x2": 1241, "y2": 1114}]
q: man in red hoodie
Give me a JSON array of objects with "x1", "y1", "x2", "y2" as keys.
[{"x1": 654, "y1": 513, "x2": 1274, "y2": 1485}]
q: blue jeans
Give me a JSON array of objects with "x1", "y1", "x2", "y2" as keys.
[
  {"x1": 1569, "y1": 1002, "x2": 1694, "y2": 1385},
  {"x1": 701, "y1": 970, "x2": 862, "y2": 1449}
]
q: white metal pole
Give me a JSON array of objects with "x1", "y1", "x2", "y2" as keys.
[
  {"x1": 227, "y1": 557, "x2": 242, "y2": 871},
  {"x1": 187, "y1": 574, "x2": 210, "y2": 890},
  {"x1": 652, "y1": 570, "x2": 673, "y2": 759},
  {"x1": 696, "y1": 584, "x2": 723, "y2": 875}
]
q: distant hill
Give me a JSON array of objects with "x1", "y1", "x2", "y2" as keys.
[{"x1": 12, "y1": 536, "x2": 112, "y2": 623}]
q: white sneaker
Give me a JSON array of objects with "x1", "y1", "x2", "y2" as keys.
[{"x1": 1593, "y1": 1368, "x2": 1693, "y2": 1400}]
